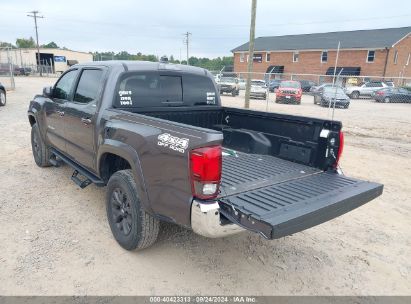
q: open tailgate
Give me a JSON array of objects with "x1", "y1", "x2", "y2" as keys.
[{"x1": 218, "y1": 171, "x2": 383, "y2": 239}]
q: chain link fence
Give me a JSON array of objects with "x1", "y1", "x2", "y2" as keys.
[
  {"x1": 0, "y1": 48, "x2": 59, "y2": 90},
  {"x1": 213, "y1": 70, "x2": 411, "y2": 160},
  {"x1": 213, "y1": 71, "x2": 411, "y2": 114}
]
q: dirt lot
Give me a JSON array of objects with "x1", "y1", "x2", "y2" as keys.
[{"x1": 0, "y1": 77, "x2": 410, "y2": 295}]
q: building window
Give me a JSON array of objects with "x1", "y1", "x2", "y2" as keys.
[
  {"x1": 246, "y1": 55, "x2": 249, "y2": 62},
  {"x1": 266, "y1": 52, "x2": 271, "y2": 62},
  {"x1": 394, "y1": 50, "x2": 398, "y2": 64},
  {"x1": 321, "y1": 50, "x2": 328, "y2": 63},
  {"x1": 407, "y1": 53, "x2": 410, "y2": 66},
  {"x1": 367, "y1": 50, "x2": 375, "y2": 63},
  {"x1": 293, "y1": 51, "x2": 299, "y2": 62},
  {"x1": 240, "y1": 53, "x2": 245, "y2": 63}
]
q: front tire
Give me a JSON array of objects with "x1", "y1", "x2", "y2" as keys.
[
  {"x1": 31, "y1": 123, "x2": 51, "y2": 167},
  {"x1": 384, "y1": 97, "x2": 390, "y2": 103},
  {"x1": 106, "y1": 169, "x2": 160, "y2": 251},
  {"x1": 0, "y1": 89, "x2": 6, "y2": 106}
]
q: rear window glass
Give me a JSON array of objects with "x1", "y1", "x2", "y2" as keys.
[{"x1": 114, "y1": 72, "x2": 217, "y2": 107}]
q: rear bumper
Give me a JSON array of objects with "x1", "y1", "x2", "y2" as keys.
[{"x1": 191, "y1": 200, "x2": 245, "y2": 238}]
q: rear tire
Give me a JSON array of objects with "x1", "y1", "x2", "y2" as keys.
[
  {"x1": 351, "y1": 91, "x2": 360, "y2": 99},
  {"x1": 0, "y1": 89, "x2": 6, "y2": 106},
  {"x1": 384, "y1": 97, "x2": 390, "y2": 103},
  {"x1": 31, "y1": 123, "x2": 51, "y2": 167},
  {"x1": 106, "y1": 169, "x2": 160, "y2": 251}
]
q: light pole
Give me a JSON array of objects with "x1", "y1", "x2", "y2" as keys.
[{"x1": 244, "y1": 0, "x2": 257, "y2": 109}]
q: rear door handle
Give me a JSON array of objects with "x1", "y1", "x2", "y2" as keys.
[
  {"x1": 81, "y1": 117, "x2": 92, "y2": 125},
  {"x1": 57, "y1": 110, "x2": 64, "y2": 117}
]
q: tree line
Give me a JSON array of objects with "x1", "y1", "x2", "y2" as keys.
[{"x1": 1, "y1": 37, "x2": 233, "y2": 72}]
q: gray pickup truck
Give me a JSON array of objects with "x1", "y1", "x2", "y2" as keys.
[{"x1": 28, "y1": 61, "x2": 383, "y2": 251}]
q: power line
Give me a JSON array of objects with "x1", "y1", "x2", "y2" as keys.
[
  {"x1": 27, "y1": 10, "x2": 44, "y2": 76},
  {"x1": 183, "y1": 31, "x2": 191, "y2": 65}
]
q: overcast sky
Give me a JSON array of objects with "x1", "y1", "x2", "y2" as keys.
[{"x1": 1, "y1": 0, "x2": 410, "y2": 58}]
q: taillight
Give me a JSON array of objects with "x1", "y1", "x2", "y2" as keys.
[
  {"x1": 190, "y1": 145, "x2": 222, "y2": 200},
  {"x1": 335, "y1": 131, "x2": 344, "y2": 167},
  {"x1": 377, "y1": 91, "x2": 384, "y2": 95}
]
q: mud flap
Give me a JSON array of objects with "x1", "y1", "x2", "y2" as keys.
[{"x1": 218, "y1": 172, "x2": 383, "y2": 239}]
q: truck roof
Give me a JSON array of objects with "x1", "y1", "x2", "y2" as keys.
[{"x1": 74, "y1": 60, "x2": 211, "y2": 77}]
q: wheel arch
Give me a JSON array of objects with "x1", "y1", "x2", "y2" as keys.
[
  {"x1": 97, "y1": 140, "x2": 153, "y2": 214},
  {"x1": 28, "y1": 114, "x2": 36, "y2": 126}
]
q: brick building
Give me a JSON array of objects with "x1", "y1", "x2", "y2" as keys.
[{"x1": 232, "y1": 27, "x2": 411, "y2": 82}]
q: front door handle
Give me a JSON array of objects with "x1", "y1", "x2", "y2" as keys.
[
  {"x1": 81, "y1": 117, "x2": 92, "y2": 125},
  {"x1": 57, "y1": 110, "x2": 65, "y2": 117}
]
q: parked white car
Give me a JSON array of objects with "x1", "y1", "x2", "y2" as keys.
[
  {"x1": 238, "y1": 78, "x2": 246, "y2": 90},
  {"x1": 345, "y1": 81, "x2": 393, "y2": 99},
  {"x1": 250, "y1": 80, "x2": 268, "y2": 99}
]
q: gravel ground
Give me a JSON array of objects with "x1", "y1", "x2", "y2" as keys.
[{"x1": 0, "y1": 77, "x2": 410, "y2": 295}]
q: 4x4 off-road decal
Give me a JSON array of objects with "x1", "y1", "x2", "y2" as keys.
[{"x1": 158, "y1": 133, "x2": 189, "y2": 153}]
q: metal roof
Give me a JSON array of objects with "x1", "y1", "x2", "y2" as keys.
[
  {"x1": 76, "y1": 60, "x2": 210, "y2": 76},
  {"x1": 231, "y1": 27, "x2": 411, "y2": 52}
]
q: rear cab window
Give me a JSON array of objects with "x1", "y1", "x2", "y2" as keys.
[{"x1": 114, "y1": 71, "x2": 218, "y2": 108}]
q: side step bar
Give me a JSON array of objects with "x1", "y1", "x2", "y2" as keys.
[{"x1": 50, "y1": 148, "x2": 105, "y2": 188}]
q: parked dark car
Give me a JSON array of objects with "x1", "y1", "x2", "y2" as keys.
[
  {"x1": 314, "y1": 86, "x2": 350, "y2": 108},
  {"x1": 0, "y1": 63, "x2": 28, "y2": 76},
  {"x1": 27, "y1": 61, "x2": 382, "y2": 251},
  {"x1": 268, "y1": 79, "x2": 281, "y2": 92},
  {"x1": 372, "y1": 87, "x2": 411, "y2": 103},
  {"x1": 0, "y1": 83, "x2": 6, "y2": 106},
  {"x1": 310, "y1": 83, "x2": 343, "y2": 95},
  {"x1": 299, "y1": 80, "x2": 317, "y2": 92}
]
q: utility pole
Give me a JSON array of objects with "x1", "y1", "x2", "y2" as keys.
[
  {"x1": 244, "y1": 0, "x2": 257, "y2": 109},
  {"x1": 27, "y1": 10, "x2": 44, "y2": 76},
  {"x1": 183, "y1": 32, "x2": 191, "y2": 65}
]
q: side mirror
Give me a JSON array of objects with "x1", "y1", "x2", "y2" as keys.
[{"x1": 43, "y1": 86, "x2": 53, "y2": 98}]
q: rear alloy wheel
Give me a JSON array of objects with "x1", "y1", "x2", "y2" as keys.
[
  {"x1": 384, "y1": 97, "x2": 390, "y2": 103},
  {"x1": 106, "y1": 169, "x2": 160, "y2": 251},
  {"x1": 351, "y1": 91, "x2": 360, "y2": 99},
  {"x1": 0, "y1": 89, "x2": 6, "y2": 106}
]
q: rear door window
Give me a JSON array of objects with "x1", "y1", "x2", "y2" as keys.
[{"x1": 73, "y1": 69, "x2": 104, "y2": 104}]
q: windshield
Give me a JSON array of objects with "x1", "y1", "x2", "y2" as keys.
[
  {"x1": 220, "y1": 77, "x2": 236, "y2": 83},
  {"x1": 280, "y1": 81, "x2": 300, "y2": 89},
  {"x1": 323, "y1": 87, "x2": 346, "y2": 95},
  {"x1": 251, "y1": 81, "x2": 265, "y2": 87}
]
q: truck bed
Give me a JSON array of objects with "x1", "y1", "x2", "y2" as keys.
[
  {"x1": 220, "y1": 149, "x2": 321, "y2": 197},
  {"x1": 123, "y1": 106, "x2": 383, "y2": 238}
]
